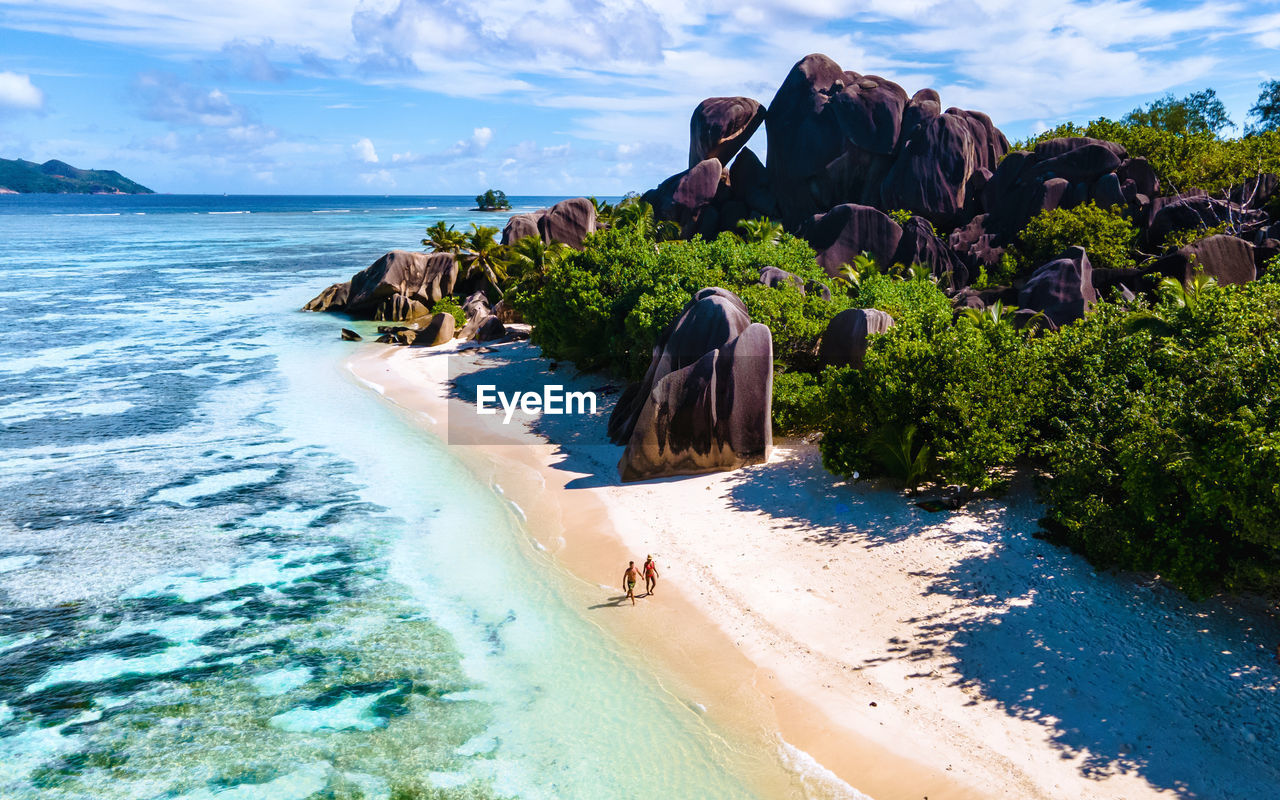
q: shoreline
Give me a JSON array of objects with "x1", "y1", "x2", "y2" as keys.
[{"x1": 347, "y1": 335, "x2": 1280, "y2": 800}]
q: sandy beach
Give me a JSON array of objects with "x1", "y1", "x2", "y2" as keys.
[{"x1": 349, "y1": 335, "x2": 1280, "y2": 800}]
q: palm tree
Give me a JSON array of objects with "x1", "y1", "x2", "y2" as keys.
[
  {"x1": 1157, "y1": 270, "x2": 1217, "y2": 308},
  {"x1": 961, "y1": 299, "x2": 1018, "y2": 328},
  {"x1": 505, "y1": 234, "x2": 567, "y2": 291},
  {"x1": 737, "y1": 217, "x2": 784, "y2": 245},
  {"x1": 834, "y1": 252, "x2": 880, "y2": 293},
  {"x1": 463, "y1": 223, "x2": 508, "y2": 294},
  {"x1": 588, "y1": 196, "x2": 615, "y2": 228},
  {"x1": 423, "y1": 221, "x2": 466, "y2": 254},
  {"x1": 871, "y1": 423, "x2": 932, "y2": 490},
  {"x1": 611, "y1": 199, "x2": 680, "y2": 242}
]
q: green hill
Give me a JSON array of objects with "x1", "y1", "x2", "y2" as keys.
[{"x1": 0, "y1": 158, "x2": 154, "y2": 194}]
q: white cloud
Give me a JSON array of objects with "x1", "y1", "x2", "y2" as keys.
[
  {"x1": 471, "y1": 126, "x2": 493, "y2": 148},
  {"x1": 359, "y1": 168, "x2": 395, "y2": 187},
  {"x1": 353, "y1": 136, "x2": 378, "y2": 163},
  {"x1": 0, "y1": 71, "x2": 44, "y2": 111}
]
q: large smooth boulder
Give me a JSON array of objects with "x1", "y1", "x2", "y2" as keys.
[
  {"x1": 728, "y1": 148, "x2": 778, "y2": 219},
  {"x1": 757, "y1": 265, "x2": 805, "y2": 292},
  {"x1": 893, "y1": 215, "x2": 968, "y2": 287},
  {"x1": 502, "y1": 211, "x2": 544, "y2": 245},
  {"x1": 1145, "y1": 234, "x2": 1257, "y2": 286},
  {"x1": 371, "y1": 293, "x2": 429, "y2": 322},
  {"x1": 610, "y1": 288, "x2": 773, "y2": 481},
  {"x1": 644, "y1": 158, "x2": 726, "y2": 234},
  {"x1": 879, "y1": 112, "x2": 976, "y2": 228},
  {"x1": 475, "y1": 315, "x2": 507, "y2": 342},
  {"x1": 537, "y1": 198, "x2": 597, "y2": 249},
  {"x1": 304, "y1": 281, "x2": 350, "y2": 312},
  {"x1": 803, "y1": 203, "x2": 902, "y2": 275},
  {"x1": 818, "y1": 308, "x2": 895, "y2": 368},
  {"x1": 613, "y1": 290, "x2": 773, "y2": 482},
  {"x1": 346, "y1": 251, "x2": 459, "y2": 316},
  {"x1": 689, "y1": 97, "x2": 765, "y2": 168},
  {"x1": 458, "y1": 290, "x2": 493, "y2": 340},
  {"x1": 410, "y1": 312, "x2": 455, "y2": 346},
  {"x1": 1146, "y1": 194, "x2": 1266, "y2": 249},
  {"x1": 1018, "y1": 246, "x2": 1097, "y2": 325}
]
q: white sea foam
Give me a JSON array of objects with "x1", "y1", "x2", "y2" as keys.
[
  {"x1": 174, "y1": 762, "x2": 331, "y2": 800},
  {"x1": 251, "y1": 666, "x2": 312, "y2": 697},
  {"x1": 150, "y1": 467, "x2": 280, "y2": 506},
  {"x1": 268, "y1": 688, "x2": 396, "y2": 732},
  {"x1": 0, "y1": 555, "x2": 40, "y2": 574},
  {"x1": 26, "y1": 642, "x2": 215, "y2": 693},
  {"x1": 208, "y1": 211, "x2": 250, "y2": 215},
  {"x1": 777, "y1": 737, "x2": 875, "y2": 800}
]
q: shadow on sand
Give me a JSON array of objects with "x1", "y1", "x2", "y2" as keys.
[{"x1": 722, "y1": 449, "x2": 1280, "y2": 797}]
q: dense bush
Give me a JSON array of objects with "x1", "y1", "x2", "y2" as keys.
[
  {"x1": 1024, "y1": 120, "x2": 1280, "y2": 196},
  {"x1": 1032, "y1": 286, "x2": 1280, "y2": 597},
  {"x1": 821, "y1": 279, "x2": 1044, "y2": 490},
  {"x1": 1011, "y1": 201, "x2": 1138, "y2": 272},
  {"x1": 513, "y1": 227, "x2": 848, "y2": 384}
]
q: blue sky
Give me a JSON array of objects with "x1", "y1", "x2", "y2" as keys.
[{"x1": 0, "y1": 0, "x2": 1276, "y2": 195}]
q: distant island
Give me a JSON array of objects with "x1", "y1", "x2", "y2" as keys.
[
  {"x1": 475, "y1": 189, "x2": 511, "y2": 211},
  {"x1": 0, "y1": 158, "x2": 153, "y2": 194}
]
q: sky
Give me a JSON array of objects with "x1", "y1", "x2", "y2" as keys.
[{"x1": 0, "y1": 0, "x2": 1277, "y2": 195}]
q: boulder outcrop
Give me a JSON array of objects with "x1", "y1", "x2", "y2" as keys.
[
  {"x1": 1019, "y1": 246, "x2": 1097, "y2": 325},
  {"x1": 818, "y1": 308, "x2": 895, "y2": 368},
  {"x1": 1145, "y1": 234, "x2": 1257, "y2": 286},
  {"x1": 610, "y1": 288, "x2": 773, "y2": 482},
  {"x1": 689, "y1": 97, "x2": 765, "y2": 168}
]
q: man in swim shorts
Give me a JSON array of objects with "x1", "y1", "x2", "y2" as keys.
[
  {"x1": 643, "y1": 555, "x2": 659, "y2": 596},
  {"x1": 623, "y1": 561, "x2": 642, "y2": 605}
]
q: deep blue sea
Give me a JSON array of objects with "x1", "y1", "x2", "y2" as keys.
[{"x1": 0, "y1": 195, "x2": 839, "y2": 800}]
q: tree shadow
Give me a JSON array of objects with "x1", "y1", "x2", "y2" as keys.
[{"x1": 721, "y1": 446, "x2": 1003, "y2": 549}]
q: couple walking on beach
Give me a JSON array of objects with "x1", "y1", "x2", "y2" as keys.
[{"x1": 623, "y1": 555, "x2": 659, "y2": 605}]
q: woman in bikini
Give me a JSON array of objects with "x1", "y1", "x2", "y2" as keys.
[{"x1": 643, "y1": 555, "x2": 659, "y2": 596}]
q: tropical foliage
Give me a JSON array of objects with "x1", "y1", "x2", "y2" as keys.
[{"x1": 475, "y1": 189, "x2": 511, "y2": 210}]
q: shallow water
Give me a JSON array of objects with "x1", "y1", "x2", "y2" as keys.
[{"x1": 0, "y1": 195, "x2": 857, "y2": 800}]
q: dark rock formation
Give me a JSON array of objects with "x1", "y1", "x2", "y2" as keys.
[
  {"x1": 501, "y1": 211, "x2": 544, "y2": 245},
  {"x1": 492, "y1": 299, "x2": 523, "y2": 324},
  {"x1": 757, "y1": 266, "x2": 805, "y2": 292},
  {"x1": 345, "y1": 250, "x2": 459, "y2": 317},
  {"x1": 1018, "y1": 246, "x2": 1097, "y2": 325},
  {"x1": 304, "y1": 281, "x2": 350, "y2": 312},
  {"x1": 689, "y1": 97, "x2": 765, "y2": 169},
  {"x1": 893, "y1": 215, "x2": 968, "y2": 287},
  {"x1": 948, "y1": 214, "x2": 1005, "y2": 272},
  {"x1": 803, "y1": 204, "x2": 902, "y2": 275},
  {"x1": 1145, "y1": 234, "x2": 1257, "y2": 286},
  {"x1": 372, "y1": 294, "x2": 429, "y2": 322},
  {"x1": 475, "y1": 315, "x2": 507, "y2": 342},
  {"x1": 728, "y1": 147, "x2": 778, "y2": 220},
  {"x1": 644, "y1": 158, "x2": 726, "y2": 237},
  {"x1": 880, "y1": 111, "x2": 980, "y2": 229},
  {"x1": 818, "y1": 308, "x2": 895, "y2": 368},
  {"x1": 412, "y1": 312, "x2": 456, "y2": 346},
  {"x1": 1145, "y1": 193, "x2": 1267, "y2": 249},
  {"x1": 458, "y1": 290, "x2": 492, "y2": 340},
  {"x1": 610, "y1": 288, "x2": 772, "y2": 481},
  {"x1": 537, "y1": 198, "x2": 597, "y2": 249},
  {"x1": 340, "y1": 328, "x2": 362, "y2": 342}
]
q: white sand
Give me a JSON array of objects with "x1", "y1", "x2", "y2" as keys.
[{"x1": 350, "y1": 336, "x2": 1280, "y2": 800}]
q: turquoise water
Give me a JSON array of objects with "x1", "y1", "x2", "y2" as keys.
[{"x1": 0, "y1": 196, "x2": 847, "y2": 800}]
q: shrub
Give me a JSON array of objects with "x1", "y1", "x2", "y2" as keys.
[
  {"x1": 853, "y1": 272, "x2": 953, "y2": 326},
  {"x1": 772, "y1": 370, "x2": 828, "y2": 437},
  {"x1": 820, "y1": 303, "x2": 1045, "y2": 490},
  {"x1": 1033, "y1": 285, "x2": 1280, "y2": 597},
  {"x1": 515, "y1": 227, "x2": 848, "y2": 397},
  {"x1": 1011, "y1": 201, "x2": 1138, "y2": 272},
  {"x1": 431, "y1": 296, "x2": 467, "y2": 328}
]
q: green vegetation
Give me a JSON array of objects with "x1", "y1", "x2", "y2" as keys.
[
  {"x1": 1248, "y1": 79, "x2": 1280, "y2": 133},
  {"x1": 474, "y1": 189, "x2": 511, "y2": 211},
  {"x1": 1009, "y1": 201, "x2": 1138, "y2": 272},
  {"x1": 430, "y1": 295, "x2": 467, "y2": 327},
  {"x1": 0, "y1": 157, "x2": 153, "y2": 194},
  {"x1": 512, "y1": 224, "x2": 848, "y2": 381}
]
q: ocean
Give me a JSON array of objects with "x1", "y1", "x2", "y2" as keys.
[{"x1": 0, "y1": 195, "x2": 844, "y2": 800}]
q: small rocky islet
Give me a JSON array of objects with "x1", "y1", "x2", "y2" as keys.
[{"x1": 306, "y1": 51, "x2": 1279, "y2": 482}]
